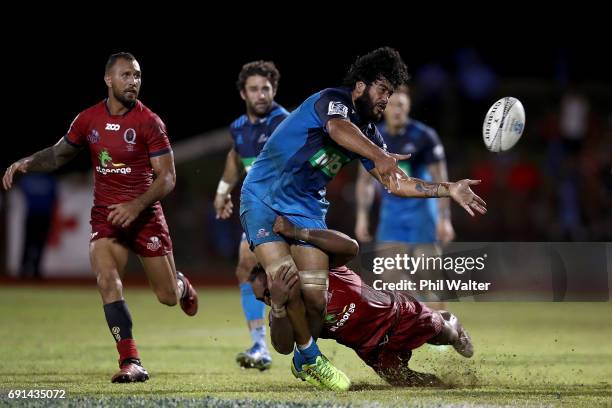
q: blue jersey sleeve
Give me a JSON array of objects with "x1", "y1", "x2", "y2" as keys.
[
  {"x1": 421, "y1": 128, "x2": 445, "y2": 165},
  {"x1": 268, "y1": 113, "x2": 287, "y2": 133},
  {"x1": 314, "y1": 89, "x2": 353, "y2": 127}
]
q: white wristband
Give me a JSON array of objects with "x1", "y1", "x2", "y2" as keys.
[{"x1": 216, "y1": 180, "x2": 231, "y2": 195}]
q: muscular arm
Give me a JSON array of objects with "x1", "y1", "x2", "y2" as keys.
[
  {"x1": 327, "y1": 119, "x2": 387, "y2": 163},
  {"x1": 107, "y1": 152, "x2": 176, "y2": 227},
  {"x1": 368, "y1": 168, "x2": 486, "y2": 216},
  {"x1": 3, "y1": 138, "x2": 82, "y2": 189},
  {"x1": 368, "y1": 168, "x2": 450, "y2": 198},
  {"x1": 137, "y1": 153, "x2": 176, "y2": 208}
]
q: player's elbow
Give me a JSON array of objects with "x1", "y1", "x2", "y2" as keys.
[{"x1": 163, "y1": 171, "x2": 176, "y2": 192}]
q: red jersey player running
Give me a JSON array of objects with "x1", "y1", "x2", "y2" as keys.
[
  {"x1": 249, "y1": 216, "x2": 473, "y2": 387},
  {"x1": 2, "y1": 52, "x2": 198, "y2": 383}
]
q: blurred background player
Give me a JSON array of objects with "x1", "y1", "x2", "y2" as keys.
[
  {"x1": 2, "y1": 52, "x2": 198, "y2": 383},
  {"x1": 17, "y1": 173, "x2": 57, "y2": 279},
  {"x1": 213, "y1": 61, "x2": 289, "y2": 370},
  {"x1": 354, "y1": 86, "x2": 453, "y2": 305},
  {"x1": 250, "y1": 215, "x2": 473, "y2": 387},
  {"x1": 239, "y1": 47, "x2": 485, "y2": 391}
]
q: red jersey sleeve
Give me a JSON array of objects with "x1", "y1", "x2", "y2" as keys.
[
  {"x1": 146, "y1": 114, "x2": 172, "y2": 157},
  {"x1": 64, "y1": 113, "x2": 88, "y2": 147}
]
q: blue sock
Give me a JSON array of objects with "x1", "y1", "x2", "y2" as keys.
[
  {"x1": 240, "y1": 282, "x2": 265, "y2": 321},
  {"x1": 297, "y1": 337, "x2": 320, "y2": 365},
  {"x1": 293, "y1": 347, "x2": 306, "y2": 371}
]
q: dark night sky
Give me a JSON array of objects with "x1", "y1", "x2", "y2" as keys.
[{"x1": 4, "y1": 28, "x2": 610, "y2": 168}]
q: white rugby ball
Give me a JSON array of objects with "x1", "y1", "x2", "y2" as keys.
[{"x1": 482, "y1": 97, "x2": 525, "y2": 152}]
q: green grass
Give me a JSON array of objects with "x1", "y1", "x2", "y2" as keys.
[{"x1": 0, "y1": 287, "x2": 611, "y2": 407}]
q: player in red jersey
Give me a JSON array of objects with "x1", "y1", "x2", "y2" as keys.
[
  {"x1": 2, "y1": 52, "x2": 198, "y2": 383},
  {"x1": 248, "y1": 216, "x2": 473, "y2": 387}
]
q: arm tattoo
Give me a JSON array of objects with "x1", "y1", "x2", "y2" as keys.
[
  {"x1": 414, "y1": 180, "x2": 440, "y2": 197},
  {"x1": 27, "y1": 139, "x2": 81, "y2": 172},
  {"x1": 414, "y1": 180, "x2": 450, "y2": 198}
]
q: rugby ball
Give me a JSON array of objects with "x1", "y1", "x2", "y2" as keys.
[{"x1": 482, "y1": 97, "x2": 525, "y2": 152}]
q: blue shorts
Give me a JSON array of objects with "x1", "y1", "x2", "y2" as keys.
[
  {"x1": 376, "y1": 219, "x2": 436, "y2": 244},
  {"x1": 240, "y1": 189, "x2": 327, "y2": 249}
]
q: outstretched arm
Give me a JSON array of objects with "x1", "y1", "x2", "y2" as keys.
[
  {"x1": 368, "y1": 168, "x2": 487, "y2": 217},
  {"x1": 273, "y1": 216, "x2": 359, "y2": 267},
  {"x1": 214, "y1": 144, "x2": 244, "y2": 219},
  {"x1": 107, "y1": 152, "x2": 176, "y2": 228},
  {"x1": 2, "y1": 137, "x2": 82, "y2": 190}
]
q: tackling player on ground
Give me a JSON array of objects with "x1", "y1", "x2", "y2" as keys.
[
  {"x1": 214, "y1": 61, "x2": 289, "y2": 370},
  {"x1": 251, "y1": 215, "x2": 473, "y2": 387},
  {"x1": 2, "y1": 52, "x2": 198, "y2": 383}
]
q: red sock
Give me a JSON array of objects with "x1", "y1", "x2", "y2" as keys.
[{"x1": 116, "y1": 339, "x2": 140, "y2": 364}]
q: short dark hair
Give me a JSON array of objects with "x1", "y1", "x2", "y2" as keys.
[
  {"x1": 343, "y1": 47, "x2": 410, "y2": 90},
  {"x1": 248, "y1": 264, "x2": 266, "y2": 282},
  {"x1": 105, "y1": 52, "x2": 136, "y2": 74},
  {"x1": 236, "y1": 60, "x2": 280, "y2": 92}
]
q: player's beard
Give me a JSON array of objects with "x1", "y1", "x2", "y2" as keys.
[
  {"x1": 355, "y1": 87, "x2": 382, "y2": 123},
  {"x1": 113, "y1": 87, "x2": 138, "y2": 109},
  {"x1": 247, "y1": 100, "x2": 272, "y2": 118}
]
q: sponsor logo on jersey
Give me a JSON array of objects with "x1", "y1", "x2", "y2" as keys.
[
  {"x1": 105, "y1": 123, "x2": 120, "y2": 131},
  {"x1": 96, "y1": 149, "x2": 131, "y2": 175},
  {"x1": 329, "y1": 303, "x2": 356, "y2": 332},
  {"x1": 308, "y1": 146, "x2": 351, "y2": 177}
]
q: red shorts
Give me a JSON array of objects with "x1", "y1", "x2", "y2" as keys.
[
  {"x1": 90, "y1": 204, "x2": 173, "y2": 257},
  {"x1": 358, "y1": 296, "x2": 442, "y2": 383}
]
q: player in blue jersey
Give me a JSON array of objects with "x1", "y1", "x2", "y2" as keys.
[
  {"x1": 355, "y1": 86, "x2": 454, "y2": 305},
  {"x1": 240, "y1": 47, "x2": 486, "y2": 391},
  {"x1": 213, "y1": 61, "x2": 289, "y2": 371}
]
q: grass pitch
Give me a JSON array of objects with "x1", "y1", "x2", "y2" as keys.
[{"x1": 0, "y1": 286, "x2": 610, "y2": 407}]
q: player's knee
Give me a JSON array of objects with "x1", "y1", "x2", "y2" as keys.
[
  {"x1": 302, "y1": 288, "x2": 327, "y2": 315},
  {"x1": 96, "y1": 273, "x2": 123, "y2": 296},
  {"x1": 235, "y1": 261, "x2": 252, "y2": 283},
  {"x1": 299, "y1": 270, "x2": 328, "y2": 313}
]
